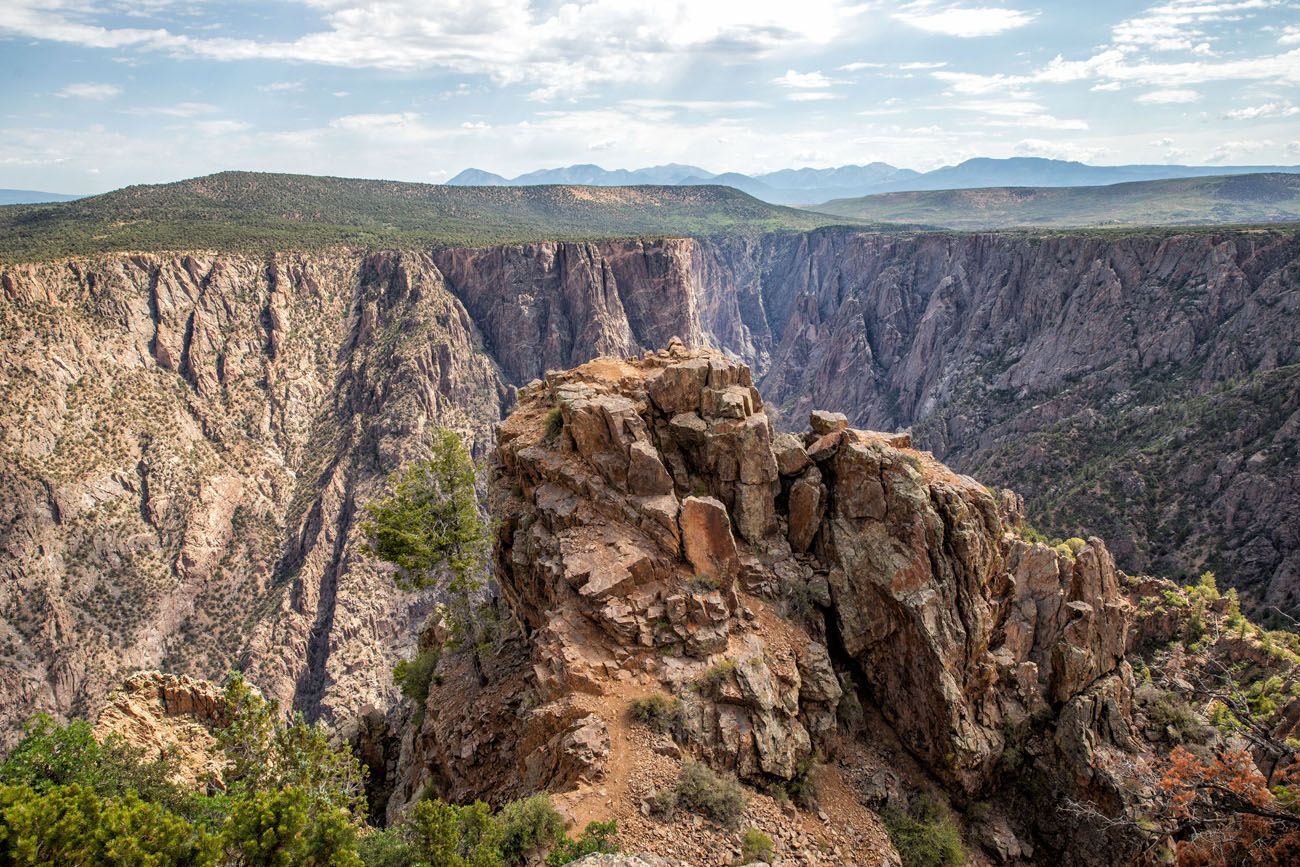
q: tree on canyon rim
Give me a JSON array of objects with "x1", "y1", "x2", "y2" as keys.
[{"x1": 361, "y1": 428, "x2": 494, "y2": 680}]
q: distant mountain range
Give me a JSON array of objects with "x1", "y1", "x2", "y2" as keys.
[
  {"x1": 447, "y1": 162, "x2": 918, "y2": 204},
  {"x1": 813, "y1": 172, "x2": 1300, "y2": 230},
  {"x1": 0, "y1": 189, "x2": 82, "y2": 205},
  {"x1": 447, "y1": 158, "x2": 1300, "y2": 205}
]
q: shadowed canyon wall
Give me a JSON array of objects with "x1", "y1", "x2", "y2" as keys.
[{"x1": 1, "y1": 227, "x2": 1296, "y2": 739}]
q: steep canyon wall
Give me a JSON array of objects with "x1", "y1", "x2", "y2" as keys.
[{"x1": 1, "y1": 226, "x2": 1296, "y2": 739}]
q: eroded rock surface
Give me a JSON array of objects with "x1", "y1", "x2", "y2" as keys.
[
  {"x1": 3, "y1": 226, "x2": 1296, "y2": 754},
  {"x1": 94, "y1": 670, "x2": 227, "y2": 789},
  {"x1": 392, "y1": 345, "x2": 1138, "y2": 865}
]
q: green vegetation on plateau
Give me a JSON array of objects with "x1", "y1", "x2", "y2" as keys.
[
  {"x1": 811, "y1": 172, "x2": 1300, "y2": 230},
  {"x1": 0, "y1": 170, "x2": 859, "y2": 263}
]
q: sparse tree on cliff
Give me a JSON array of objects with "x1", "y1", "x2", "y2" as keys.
[{"x1": 361, "y1": 428, "x2": 493, "y2": 679}]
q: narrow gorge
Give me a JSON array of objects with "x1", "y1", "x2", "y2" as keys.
[{"x1": 2, "y1": 226, "x2": 1297, "y2": 745}]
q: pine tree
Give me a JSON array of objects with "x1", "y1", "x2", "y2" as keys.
[{"x1": 361, "y1": 428, "x2": 494, "y2": 677}]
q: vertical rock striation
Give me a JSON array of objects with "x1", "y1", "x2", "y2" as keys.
[{"x1": 1, "y1": 225, "x2": 1297, "y2": 745}]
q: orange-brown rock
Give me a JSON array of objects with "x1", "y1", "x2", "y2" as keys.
[
  {"x1": 680, "y1": 496, "x2": 739, "y2": 584},
  {"x1": 392, "y1": 345, "x2": 1135, "y2": 861},
  {"x1": 94, "y1": 671, "x2": 227, "y2": 790}
]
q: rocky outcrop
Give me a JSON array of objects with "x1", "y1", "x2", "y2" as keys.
[
  {"x1": 433, "y1": 228, "x2": 1300, "y2": 614},
  {"x1": 568, "y1": 856, "x2": 677, "y2": 867},
  {"x1": 94, "y1": 671, "x2": 227, "y2": 789},
  {"x1": 749, "y1": 230, "x2": 1300, "y2": 615},
  {"x1": 386, "y1": 346, "x2": 1134, "y2": 867}
]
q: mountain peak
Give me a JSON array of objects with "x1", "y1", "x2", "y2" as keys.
[{"x1": 445, "y1": 168, "x2": 509, "y2": 186}]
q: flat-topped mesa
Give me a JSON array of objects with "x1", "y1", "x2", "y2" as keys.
[{"x1": 492, "y1": 342, "x2": 1131, "y2": 795}]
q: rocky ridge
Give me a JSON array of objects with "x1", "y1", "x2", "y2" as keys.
[{"x1": 388, "y1": 343, "x2": 1142, "y2": 865}]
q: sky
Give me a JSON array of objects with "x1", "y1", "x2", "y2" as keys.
[{"x1": 1, "y1": 0, "x2": 1299, "y2": 194}]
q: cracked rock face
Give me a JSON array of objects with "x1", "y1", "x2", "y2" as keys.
[
  {"x1": 2, "y1": 226, "x2": 1295, "y2": 750},
  {"x1": 391, "y1": 345, "x2": 1130, "y2": 811},
  {"x1": 0, "y1": 251, "x2": 510, "y2": 745},
  {"x1": 93, "y1": 671, "x2": 228, "y2": 790}
]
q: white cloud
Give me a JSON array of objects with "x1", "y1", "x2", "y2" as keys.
[
  {"x1": 191, "y1": 120, "x2": 251, "y2": 136},
  {"x1": 1136, "y1": 88, "x2": 1201, "y2": 104},
  {"x1": 623, "y1": 99, "x2": 767, "y2": 112},
  {"x1": 894, "y1": 2, "x2": 1036, "y2": 38},
  {"x1": 899, "y1": 61, "x2": 947, "y2": 69},
  {"x1": 773, "y1": 68, "x2": 848, "y2": 102},
  {"x1": 1112, "y1": 0, "x2": 1284, "y2": 54},
  {"x1": 1207, "y1": 137, "x2": 1276, "y2": 162},
  {"x1": 126, "y1": 101, "x2": 218, "y2": 117},
  {"x1": 1, "y1": 0, "x2": 873, "y2": 99},
  {"x1": 1091, "y1": 81, "x2": 1122, "y2": 92},
  {"x1": 949, "y1": 98, "x2": 1088, "y2": 129},
  {"x1": 787, "y1": 92, "x2": 841, "y2": 101},
  {"x1": 772, "y1": 69, "x2": 844, "y2": 88},
  {"x1": 1224, "y1": 100, "x2": 1299, "y2": 119},
  {"x1": 837, "y1": 61, "x2": 885, "y2": 71},
  {"x1": 932, "y1": 45, "x2": 1300, "y2": 96},
  {"x1": 328, "y1": 112, "x2": 424, "y2": 132},
  {"x1": 1282, "y1": 24, "x2": 1300, "y2": 44},
  {"x1": 0, "y1": 2, "x2": 170, "y2": 50},
  {"x1": 257, "y1": 81, "x2": 303, "y2": 92},
  {"x1": 1013, "y1": 138, "x2": 1110, "y2": 163},
  {"x1": 55, "y1": 81, "x2": 121, "y2": 99}
]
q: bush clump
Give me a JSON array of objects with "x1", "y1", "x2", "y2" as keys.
[
  {"x1": 1052, "y1": 536, "x2": 1087, "y2": 559},
  {"x1": 543, "y1": 406, "x2": 564, "y2": 442},
  {"x1": 697, "y1": 659, "x2": 737, "y2": 696},
  {"x1": 883, "y1": 797, "x2": 965, "y2": 867},
  {"x1": 836, "y1": 672, "x2": 865, "y2": 734},
  {"x1": 352, "y1": 792, "x2": 602, "y2": 867},
  {"x1": 738, "y1": 827, "x2": 774, "y2": 864},
  {"x1": 1136, "y1": 685, "x2": 1210, "y2": 743},
  {"x1": 547, "y1": 819, "x2": 619, "y2": 866},
  {"x1": 0, "y1": 676, "x2": 369, "y2": 867},
  {"x1": 495, "y1": 793, "x2": 567, "y2": 865},
  {"x1": 1016, "y1": 525, "x2": 1048, "y2": 545},
  {"x1": 629, "y1": 694, "x2": 681, "y2": 734},
  {"x1": 787, "y1": 757, "x2": 822, "y2": 811},
  {"x1": 689, "y1": 573, "x2": 721, "y2": 592},
  {"x1": 653, "y1": 761, "x2": 747, "y2": 828},
  {"x1": 393, "y1": 646, "x2": 441, "y2": 706}
]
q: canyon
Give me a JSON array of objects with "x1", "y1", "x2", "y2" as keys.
[{"x1": 1, "y1": 225, "x2": 1297, "y2": 749}]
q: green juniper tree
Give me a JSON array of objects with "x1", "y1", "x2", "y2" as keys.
[
  {"x1": 361, "y1": 428, "x2": 494, "y2": 684},
  {"x1": 218, "y1": 674, "x2": 367, "y2": 821}
]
